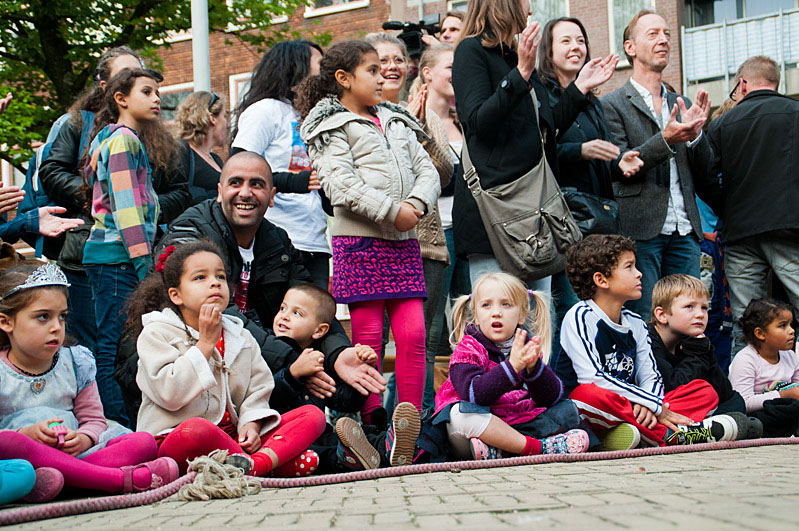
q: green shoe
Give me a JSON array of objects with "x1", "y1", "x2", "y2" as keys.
[{"x1": 600, "y1": 423, "x2": 641, "y2": 451}]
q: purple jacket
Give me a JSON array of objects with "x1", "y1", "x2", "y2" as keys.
[{"x1": 434, "y1": 324, "x2": 564, "y2": 425}]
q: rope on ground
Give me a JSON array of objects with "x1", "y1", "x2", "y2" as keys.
[
  {"x1": 177, "y1": 450, "x2": 262, "y2": 501},
  {"x1": 1, "y1": 437, "x2": 797, "y2": 526}
]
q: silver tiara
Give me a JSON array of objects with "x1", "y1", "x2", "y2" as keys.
[{"x1": 0, "y1": 263, "x2": 70, "y2": 301}]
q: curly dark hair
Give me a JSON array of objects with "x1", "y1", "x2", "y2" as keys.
[
  {"x1": 295, "y1": 40, "x2": 377, "y2": 118},
  {"x1": 566, "y1": 234, "x2": 638, "y2": 300},
  {"x1": 739, "y1": 298, "x2": 794, "y2": 347},
  {"x1": 123, "y1": 239, "x2": 228, "y2": 339}
]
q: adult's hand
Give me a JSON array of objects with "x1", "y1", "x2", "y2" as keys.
[
  {"x1": 662, "y1": 92, "x2": 710, "y2": 145},
  {"x1": 303, "y1": 370, "x2": 336, "y2": 399},
  {"x1": 580, "y1": 139, "x2": 620, "y2": 161},
  {"x1": 516, "y1": 21, "x2": 541, "y2": 81},
  {"x1": 0, "y1": 93, "x2": 11, "y2": 115},
  {"x1": 0, "y1": 184, "x2": 25, "y2": 215},
  {"x1": 618, "y1": 150, "x2": 644, "y2": 177},
  {"x1": 407, "y1": 84, "x2": 427, "y2": 125},
  {"x1": 333, "y1": 346, "x2": 387, "y2": 396},
  {"x1": 574, "y1": 54, "x2": 619, "y2": 94},
  {"x1": 421, "y1": 34, "x2": 440, "y2": 47},
  {"x1": 37, "y1": 206, "x2": 84, "y2": 237}
]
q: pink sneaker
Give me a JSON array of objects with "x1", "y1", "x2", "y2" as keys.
[
  {"x1": 21, "y1": 467, "x2": 64, "y2": 503},
  {"x1": 540, "y1": 429, "x2": 590, "y2": 454},
  {"x1": 122, "y1": 456, "x2": 180, "y2": 492}
]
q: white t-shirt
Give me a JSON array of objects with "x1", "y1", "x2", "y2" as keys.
[
  {"x1": 233, "y1": 243, "x2": 254, "y2": 313},
  {"x1": 232, "y1": 98, "x2": 330, "y2": 254}
]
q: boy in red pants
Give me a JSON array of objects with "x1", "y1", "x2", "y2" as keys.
[{"x1": 550, "y1": 235, "x2": 748, "y2": 449}]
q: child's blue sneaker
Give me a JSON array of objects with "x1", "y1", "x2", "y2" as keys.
[{"x1": 385, "y1": 402, "x2": 421, "y2": 467}]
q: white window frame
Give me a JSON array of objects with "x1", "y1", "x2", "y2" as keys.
[
  {"x1": 158, "y1": 82, "x2": 195, "y2": 122},
  {"x1": 608, "y1": 0, "x2": 656, "y2": 67},
  {"x1": 447, "y1": 0, "x2": 468, "y2": 10},
  {"x1": 229, "y1": 72, "x2": 253, "y2": 111},
  {"x1": 304, "y1": 0, "x2": 369, "y2": 19}
]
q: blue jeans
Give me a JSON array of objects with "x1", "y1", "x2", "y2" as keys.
[
  {"x1": 86, "y1": 264, "x2": 137, "y2": 427},
  {"x1": 551, "y1": 270, "x2": 579, "y2": 343},
  {"x1": 627, "y1": 233, "x2": 701, "y2": 318},
  {"x1": 65, "y1": 269, "x2": 97, "y2": 357}
]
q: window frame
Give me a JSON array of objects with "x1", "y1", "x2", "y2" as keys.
[
  {"x1": 608, "y1": 0, "x2": 657, "y2": 67},
  {"x1": 304, "y1": 0, "x2": 370, "y2": 19}
]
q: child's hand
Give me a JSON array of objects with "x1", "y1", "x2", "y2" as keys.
[
  {"x1": 61, "y1": 431, "x2": 93, "y2": 456},
  {"x1": 238, "y1": 421, "x2": 262, "y2": 454},
  {"x1": 289, "y1": 348, "x2": 325, "y2": 379},
  {"x1": 354, "y1": 343, "x2": 378, "y2": 366},
  {"x1": 394, "y1": 202, "x2": 423, "y2": 232},
  {"x1": 196, "y1": 302, "x2": 223, "y2": 359},
  {"x1": 524, "y1": 335, "x2": 543, "y2": 370},
  {"x1": 17, "y1": 418, "x2": 61, "y2": 447},
  {"x1": 632, "y1": 403, "x2": 658, "y2": 429},
  {"x1": 779, "y1": 386, "x2": 799, "y2": 400},
  {"x1": 509, "y1": 329, "x2": 537, "y2": 372},
  {"x1": 654, "y1": 402, "x2": 695, "y2": 431}
]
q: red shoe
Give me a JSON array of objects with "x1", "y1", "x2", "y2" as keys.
[
  {"x1": 122, "y1": 456, "x2": 180, "y2": 492},
  {"x1": 20, "y1": 467, "x2": 64, "y2": 503},
  {"x1": 271, "y1": 450, "x2": 319, "y2": 478}
]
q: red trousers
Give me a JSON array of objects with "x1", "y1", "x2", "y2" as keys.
[{"x1": 569, "y1": 380, "x2": 719, "y2": 447}]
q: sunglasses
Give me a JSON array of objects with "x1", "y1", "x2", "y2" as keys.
[{"x1": 209, "y1": 92, "x2": 220, "y2": 110}]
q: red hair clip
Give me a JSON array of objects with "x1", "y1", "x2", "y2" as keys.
[{"x1": 155, "y1": 245, "x2": 176, "y2": 274}]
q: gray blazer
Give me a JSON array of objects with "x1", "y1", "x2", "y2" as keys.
[{"x1": 601, "y1": 80, "x2": 714, "y2": 241}]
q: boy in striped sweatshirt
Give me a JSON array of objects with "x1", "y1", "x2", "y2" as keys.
[{"x1": 550, "y1": 234, "x2": 744, "y2": 449}]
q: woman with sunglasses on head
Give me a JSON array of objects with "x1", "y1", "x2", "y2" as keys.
[
  {"x1": 175, "y1": 91, "x2": 229, "y2": 205},
  {"x1": 231, "y1": 41, "x2": 330, "y2": 290}
]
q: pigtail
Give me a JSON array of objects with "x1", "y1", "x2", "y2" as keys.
[
  {"x1": 528, "y1": 290, "x2": 552, "y2": 363},
  {"x1": 296, "y1": 74, "x2": 336, "y2": 119},
  {"x1": 449, "y1": 294, "x2": 473, "y2": 347},
  {"x1": 122, "y1": 273, "x2": 173, "y2": 340}
]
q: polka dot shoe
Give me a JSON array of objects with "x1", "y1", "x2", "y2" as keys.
[{"x1": 272, "y1": 449, "x2": 320, "y2": 478}]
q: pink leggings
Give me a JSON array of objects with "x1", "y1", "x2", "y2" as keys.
[
  {"x1": 349, "y1": 297, "x2": 426, "y2": 415},
  {"x1": 157, "y1": 405, "x2": 326, "y2": 474},
  {"x1": 0, "y1": 431, "x2": 158, "y2": 493}
]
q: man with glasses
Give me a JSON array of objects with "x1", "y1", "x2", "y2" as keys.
[{"x1": 707, "y1": 55, "x2": 799, "y2": 353}]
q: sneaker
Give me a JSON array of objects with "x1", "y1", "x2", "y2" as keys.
[
  {"x1": 665, "y1": 414, "x2": 738, "y2": 446},
  {"x1": 599, "y1": 423, "x2": 641, "y2": 451},
  {"x1": 726, "y1": 411, "x2": 763, "y2": 440},
  {"x1": 385, "y1": 402, "x2": 421, "y2": 467},
  {"x1": 122, "y1": 456, "x2": 180, "y2": 492},
  {"x1": 541, "y1": 429, "x2": 590, "y2": 454},
  {"x1": 336, "y1": 417, "x2": 380, "y2": 470},
  {"x1": 272, "y1": 449, "x2": 319, "y2": 477},
  {"x1": 225, "y1": 453, "x2": 255, "y2": 474},
  {"x1": 20, "y1": 467, "x2": 64, "y2": 503},
  {"x1": 469, "y1": 438, "x2": 505, "y2": 460}
]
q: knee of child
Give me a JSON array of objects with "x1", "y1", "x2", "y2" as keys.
[
  {"x1": 447, "y1": 405, "x2": 488, "y2": 439},
  {"x1": 173, "y1": 417, "x2": 218, "y2": 438},
  {"x1": 297, "y1": 405, "x2": 328, "y2": 433}
]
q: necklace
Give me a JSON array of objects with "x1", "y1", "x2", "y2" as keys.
[{"x1": 10, "y1": 351, "x2": 59, "y2": 377}]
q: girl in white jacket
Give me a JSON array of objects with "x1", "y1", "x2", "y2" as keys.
[
  {"x1": 130, "y1": 240, "x2": 326, "y2": 476},
  {"x1": 298, "y1": 41, "x2": 441, "y2": 422}
]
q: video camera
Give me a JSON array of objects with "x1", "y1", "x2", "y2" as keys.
[{"x1": 382, "y1": 13, "x2": 440, "y2": 59}]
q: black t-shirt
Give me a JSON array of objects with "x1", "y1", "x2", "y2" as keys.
[{"x1": 187, "y1": 148, "x2": 223, "y2": 205}]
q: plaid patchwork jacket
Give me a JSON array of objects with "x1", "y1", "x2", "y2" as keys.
[{"x1": 83, "y1": 124, "x2": 159, "y2": 279}]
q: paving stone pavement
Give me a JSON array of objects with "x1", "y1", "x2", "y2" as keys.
[{"x1": 9, "y1": 444, "x2": 798, "y2": 530}]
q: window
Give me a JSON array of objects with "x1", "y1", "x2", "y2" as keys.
[
  {"x1": 447, "y1": 0, "x2": 468, "y2": 11},
  {"x1": 159, "y1": 82, "x2": 194, "y2": 123},
  {"x1": 229, "y1": 73, "x2": 252, "y2": 112},
  {"x1": 685, "y1": 0, "x2": 797, "y2": 27},
  {"x1": 609, "y1": 0, "x2": 656, "y2": 61},
  {"x1": 530, "y1": 0, "x2": 568, "y2": 24},
  {"x1": 304, "y1": 0, "x2": 369, "y2": 18}
]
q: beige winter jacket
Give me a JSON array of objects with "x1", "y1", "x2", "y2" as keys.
[
  {"x1": 135, "y1": 308, "x2": 280, "y2": 437},
  {"x1": 301, "y1": 98, "x2": 441, "y2": 241}
]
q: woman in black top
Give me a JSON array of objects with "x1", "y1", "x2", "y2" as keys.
[
  {"x1": 175, "y1": 91, "x2": 228, "y2": 205},
  {"x1": 451, "y1": 0, "x2": 618, "y2": 295}
]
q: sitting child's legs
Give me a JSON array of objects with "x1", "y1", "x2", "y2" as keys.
[
  {"x1": 750, "y1": 398, "x2": 799, "y2": 437},
  {"x1": 446, "y1": 403, "x2": 498, "y2": 457},
  {"x1": 0, "y1": 459, "x2": 36, "y2": 505},
  {"x1": 259, "y1": 405, "x2": 327, "y2": 470},
  {"x1": 83, "y1": 432, "x2": 158, "y2": 468},
  {"x1": 158, "y1": 417, "x2": 242, "y2": 474}
]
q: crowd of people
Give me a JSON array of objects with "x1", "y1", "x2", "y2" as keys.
[{"x1": 0, "y1": 0, "x2": 797, "y2": 505}]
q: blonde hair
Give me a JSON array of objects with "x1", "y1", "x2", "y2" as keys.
[
  {"x1": 176, "y1": 91, "x2": 227, "y2": 147},
  {"x1": 450, "y1": 272, "x2": 552, "y2": 362},
  {"x1": 460, "y1": 0, "x2": 528, "y2": 49},
  {"x1": 364, "y1": 32, "x2": 409, "y2": 61},
  {"x1": 651, "y1": 274, "x2": 710, "y2": 321},
  {"x1": 737, "y1": 55, "x2": 780, "y2": 87}
]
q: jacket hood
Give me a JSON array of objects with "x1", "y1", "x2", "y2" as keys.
[
  {"x1": 301, "y1": 97, "x2": 427, "y2": 143},
  {"x1": 92, "y1": 123, "x2": 133, "y2": 147}
]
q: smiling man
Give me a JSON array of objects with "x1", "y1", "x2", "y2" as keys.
[
  {"x1": 151, "y1": 152, "x2": 386, "y2": 412},
  {"x1": 600, "y1": 10, "x2": 720, "y2": 318}
]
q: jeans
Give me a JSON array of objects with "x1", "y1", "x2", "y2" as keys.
[
  {"x1": 550, "y1": 270, "x2": 579, "y2": 344},
  {"x1": 724, "y1": 229, "x2": 799, "y2": 355},
  {"x1": 86, "y1": 264, "x2": 137, "y2": 428},
  {"x1": 299, "y1": 250, "x2": 331, "y2": 292},
  {"x1": 432, "y1": 229, "x2": 471, "y2": 357},
  {"x1": 65, "y1": 268, "x2": 97, "y2": 357},
  {"x1": 422, "y1": 258, "x2": 447, "y2": 411},
  {"x1": 627, "y1": 233, "x2": 701, "y2": 318}
]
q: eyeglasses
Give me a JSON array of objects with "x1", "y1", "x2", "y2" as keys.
[
  {"x1": 729, "y1": 79, "x2": 745, "y2": 101},
  {"x1": 209, "y1": 92, "x2": 220, "y2": 110}
]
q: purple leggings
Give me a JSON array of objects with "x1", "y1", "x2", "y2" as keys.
[
  {"x1": 350, "y1": 297, "x2": 426, "y2": 415},
  {"x1": 0, "y1": 431, "x2": 158, "y2": 493}
]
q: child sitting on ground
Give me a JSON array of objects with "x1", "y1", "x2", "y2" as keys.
[
  {"x1": 729, "y1": 298, "x2": 799, "y2": 437},
  {"x1": 432, "y1": 272, "x2": 589, "y2": 461},
  {"x1": 130, "y1": 241, "x2": 326, "y2": 477},
  {"x1": 0, "y1": 263, "x2": 177, "y2": 502},
  {"x1": 271, "y1": 283, "x2": 421, "y2": 472},
  {"x1": 649, "y1": 275, "x2": 756, "y2": 428},
  {"x1": 551, "y1": 234, "x2": 753, "y2": 450}
]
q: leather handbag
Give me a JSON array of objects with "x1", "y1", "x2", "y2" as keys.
[
  {"x1": 461, "y1": 88, "x2": 582, "y2": 282},
  {"x1": 561, "y1": 187, "x2": 621, "y2": 236}
]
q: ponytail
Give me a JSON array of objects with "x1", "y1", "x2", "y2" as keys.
[
  {"x1": 449, "y1": 294, "x2": 472, "y2": 347},
  {"x1": 528, "y1": 290, "x2": 552, "y2": 363}
]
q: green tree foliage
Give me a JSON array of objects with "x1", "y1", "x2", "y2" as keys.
[{"x1": 0, "y1": 0, "x2": 330, "y2": 170}]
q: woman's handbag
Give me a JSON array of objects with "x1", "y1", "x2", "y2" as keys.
[
  {"x1": 561, "y1": 187, "x2": 621, "y2": 236},
  {"x1": 460, "y1": 89, "x2": 582, "y2": 282}
]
